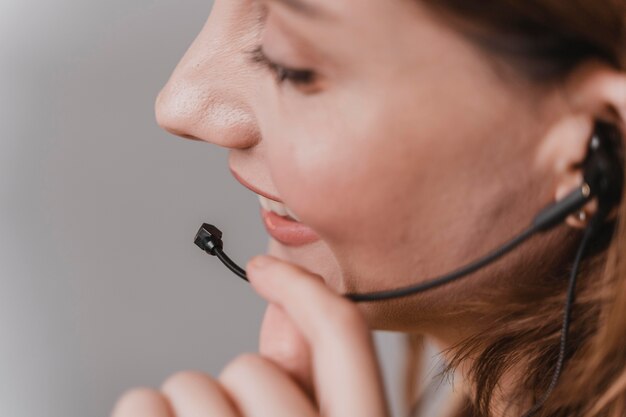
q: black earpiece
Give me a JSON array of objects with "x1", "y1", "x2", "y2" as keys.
[
  {"x1": 533, "y1": 120, "x2": 624, "y2": 232},
  {"x1": 582, "y1": 120, "x2": 624, "y2": 219}
]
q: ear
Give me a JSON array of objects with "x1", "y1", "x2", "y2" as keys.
[{"x1": 534, "y1": 60, "x2": 626, "y2": 229}]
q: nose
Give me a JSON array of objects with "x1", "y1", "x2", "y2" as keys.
[{"x1": 155, "y1": 1, "x2": 263, "y2": 149}]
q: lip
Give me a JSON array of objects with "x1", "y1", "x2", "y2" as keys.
[
  {"x1": 260, "y1": 207, "x2": 321, "y2": 247},
  {"x1": 229, "y1": 166, "x2": 320, "y2": 246},
  {"x1": 229, "y1": 166, "x2": 284, "y2": 203}
]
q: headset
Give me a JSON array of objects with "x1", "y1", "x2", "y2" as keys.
[{"x1": 194, "y1": 120, "x2": 624, "y2": 416}]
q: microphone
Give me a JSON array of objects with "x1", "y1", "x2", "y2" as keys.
[{"x1": 195, "y1": 183, "x2": 593, "y2": 302}]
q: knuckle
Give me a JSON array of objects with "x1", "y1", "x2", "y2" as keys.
[
  {"x1": 111, "y1": 387, "x2": 164, "y2": 416},
  {"x1": 219, "y1": 353, "x2": 266, "y2": 382},
  {"x1": 161, "y1": 369, "x2": 210, "y2": 394}
]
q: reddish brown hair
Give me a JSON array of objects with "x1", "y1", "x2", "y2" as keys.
[{"x1": 404, "y1": 2, "x2": 626, "y2": 416}]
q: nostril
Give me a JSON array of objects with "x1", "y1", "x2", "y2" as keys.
[
  {"x1": 160, "y1": 124, "x2": 203, "y2": 141},
  {"x1": 179, "y1": 133, "x2": 200, "y2": 140},
  {"x1": 159, "y1": 123, "x2": 202, "y2": 140}
]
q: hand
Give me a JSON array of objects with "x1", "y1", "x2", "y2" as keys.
[{"x1": 110, "y1": 255, "x2": 390, "y2": 417}]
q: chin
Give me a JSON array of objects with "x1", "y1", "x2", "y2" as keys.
[{"x1": 265, "y1": 237, "x2": 436, "y2": 332}]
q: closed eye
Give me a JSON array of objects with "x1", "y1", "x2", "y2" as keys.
[{"x1": 247, "y1": 45, "x2": 317, "y2": 87}]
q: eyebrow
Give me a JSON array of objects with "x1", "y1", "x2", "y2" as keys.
[{"x1": 265, "y1": 0, "x2": 331, "y2": 19}]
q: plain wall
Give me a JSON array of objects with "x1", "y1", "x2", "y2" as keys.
[{"x1": 0, "y1": 1, "x2": 426, "y2": 416}]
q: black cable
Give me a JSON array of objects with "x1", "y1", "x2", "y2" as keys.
[
  {"x1": 215, "y1": 248, "x2": 248, "y2": 281},
  {"x1": 519, "y1": 213, "x2": 598, "y2": 417},
  {"x1": 196, "y1": 184, "x2": 593, "y2": 302},
  {"x1": 344, "y1": 224, "x2": 539, "y2": 302},
  {"x1": 345, "y1": 185, "x2": 592, "y2": 301}
]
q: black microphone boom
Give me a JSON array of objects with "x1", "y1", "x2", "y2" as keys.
[{"x1": 194, "y1": 183, "x2": 593, "y2": 302}]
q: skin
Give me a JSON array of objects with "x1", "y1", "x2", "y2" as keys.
[{"x1": 113, "y1": 0, "x2": 626, "y2": 415}]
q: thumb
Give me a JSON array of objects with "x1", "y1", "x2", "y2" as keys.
[{"x1": 259, "y1": 303, "x2": 315, "y2": 402}]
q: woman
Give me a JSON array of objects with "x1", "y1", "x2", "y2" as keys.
[{"x1": 111, "y1": 0, "x2": 626, "y2": 416}]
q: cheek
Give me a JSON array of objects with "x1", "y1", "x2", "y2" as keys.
[{"x1": 266, "y1": 105, "x2": 426, "y2": 250}]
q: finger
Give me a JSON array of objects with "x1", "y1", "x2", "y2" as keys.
[
  {"x1": 160, "y1": 370, "x2": 239, "y2": 417},
  {"x1": 219, "y1": 353, "x2": 317, "y2": 417},
  {"x1": 259, "y1": 303, "x2": 314, "y2": 400},
  {"x1": 111, "y1": 387, "x2": 174, "y2": 417},
  {"x1": 247, "y1": 255, "x2": 389, "y2": 417}
]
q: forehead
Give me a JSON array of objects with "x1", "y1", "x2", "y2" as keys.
[
  {"x1": 263, "y1": 0, "x2": 331, "y2": 18},
  {"x1": 263, "y1": 0, "x2": 422, "y2": 21},
  {"x1": 261, "y1": 0, "x2": 442, "y2": 47}
]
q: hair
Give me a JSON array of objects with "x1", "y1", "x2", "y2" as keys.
[{"x1": 403, "y1": 2, "x2": 626, "y2": 417}]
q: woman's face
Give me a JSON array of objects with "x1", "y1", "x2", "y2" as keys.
[{"x1": 156, "y1": 0, "x2": 561, "y2": 333}]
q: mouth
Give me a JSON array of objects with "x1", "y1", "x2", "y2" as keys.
[
  {"x1": 257, "y1": 195, "x2": 319, "y2": 246},
  {"x1": 230, "y1": 167, "x2": 321, "y2": 247}
]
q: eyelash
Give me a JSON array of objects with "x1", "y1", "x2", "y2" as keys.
[{"x1": 247, "y1": 45, "x2": 317, "y2": 87}]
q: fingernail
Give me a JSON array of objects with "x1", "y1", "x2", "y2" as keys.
[{"x1": 250, "y1": 255, "x2": 272, "y2": 269}]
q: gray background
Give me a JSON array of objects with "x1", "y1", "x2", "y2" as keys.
[{"x1": 0, "y1": 1, "x2": 426, "y2": 416}]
